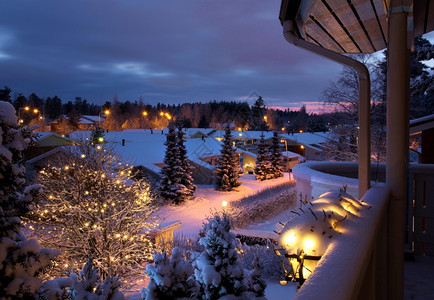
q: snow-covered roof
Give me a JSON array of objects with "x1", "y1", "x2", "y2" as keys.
[
  {"x1": 208, "y1": 130, "x2": 275, "y2": 140},
  {"x1": 182, "y1": 128, "x2": 216, "y2": 138},
  {"x1": 233, "y1": 131, "x2": 275, "y2": 140},
  {"x1": 68, "y1": 129, "x2": 254, "y2": 174},
  {"x1": 281, "y1": 150, "x2": 301, "y2": 158},
  {"x1": 82, "y1": 115, "x2": 101, "y2": 122},
  {"x1": 279, "y1": 132, "x2": 332, "y2": 146}
]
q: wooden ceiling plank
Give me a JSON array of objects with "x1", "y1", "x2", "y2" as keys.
[
  {"x1": 327, "y1": 0, "x2": 372, "y2": 52},
  {"x1": 304, "y1": 20, "x2": 345, "y2": 53},
  {"x1": 309, "y1": 0, "x2": 359, "y2": 52}
]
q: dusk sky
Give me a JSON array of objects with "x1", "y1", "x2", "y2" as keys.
[{"x1": 0, "y1": 1, "x2": 432, "y2": 112}]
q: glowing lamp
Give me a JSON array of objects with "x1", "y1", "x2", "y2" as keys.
[
  {"x1": 24, "y1": 106, "x2": 30, "y2": 111},
  {"x1": 284, "y1": 232, "x2": 296, "y2": 246},
  {"x1": 104, "y1": 110, "x2": 110, "y2": 115},
  {"x1": 98, "y1": 137, "x2": 104, "y2": 143},
  {"x1": 303, "y1": 238, "x2": 315, "y2": 250},
  {"x1": 300, "y1": 145, "x2": 305, "y2": 149}
]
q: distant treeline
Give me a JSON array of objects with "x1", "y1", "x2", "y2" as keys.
[{"x1": 0, "y1": 87, "x2": 345, "y2": 132}]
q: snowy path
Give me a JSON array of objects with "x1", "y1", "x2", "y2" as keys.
[{"x1": 156, "y1": 173, "x2": 293, "y2": 237}]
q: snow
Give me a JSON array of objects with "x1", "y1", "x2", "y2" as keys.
[
  {"x1": 265, "y1": 282, "x2": 297, "y2": 299},
  {"x1": 69, "y1": 130, "x2": 241, "y2": 174},
  {"x1": 280, "y1": 132, "x2": 332, "y2": 146},
  {"x1": 156, "y1": 173, "x2": 292, "y2": 236},
  {"x1": 0, "y1": 101, "x2": 18, "y2": 125}
]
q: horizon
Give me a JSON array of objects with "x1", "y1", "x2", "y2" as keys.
[{"x1": 1, "y1": 1, "x2": 433, "y2": 109}]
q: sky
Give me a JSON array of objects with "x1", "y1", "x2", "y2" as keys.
[{"x1": 0, "y1": 1, "x2": 432, "y2": 113}]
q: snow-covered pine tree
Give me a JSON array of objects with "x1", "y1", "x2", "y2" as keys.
[
  {"x1": 37, "y1": 257, "x2": 124, "y2": 299},
  {"x1": 176, "y1": 123, "x2": 196, "y2": 198},
  {"x1": 194, "y1": 214, "x2": 245, "y2": 299},
  {"x1": 244, "y1": 256, "x2": 267, "y2": 298},
  {"x1": 144, "y1": 247, "x2": 198, "y2": 300},
  {"x1": 254, "y1": 132, "x2": 273, "y2": 181},
  {"x1": 269, "y1": 131, "x2": 284, "y2": 179},
  {"x1": 27, "y1": 142, "x2": 157, "y2": 286},
  {"x1": 215, "y1": 126, "x2": 241, "y2": 191},
  {"x1": 159, "y1": 123, "x2": 190, "y2": 204},
  {"x1": 69, "y1": 257, "x2": 124, "y2": 300},
  {"x1": 0, "y1": 101, "x2": 59, "y2": 298},
  {"x1": 91, "y1": 126, "x2": 105, "y2": 144}
]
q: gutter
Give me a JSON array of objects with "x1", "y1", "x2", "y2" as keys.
[{"x1": 282, "y1": 20, "x2": 371, "y2": 198}]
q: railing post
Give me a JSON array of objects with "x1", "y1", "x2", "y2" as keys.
[{"x1": 386, "y1": 8, "x2": 410, "y2": 300}]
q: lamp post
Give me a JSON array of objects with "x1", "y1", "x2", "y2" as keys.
[
  {"x1": 98, "y1": 109, "x2": 110, "y2": 128},
  {"x1": 281, "y1": 139, "x2": 289, "y2": 172},
  {"x1": 17, "y1": 106, "x2": 30, "y2": 124},
  {"x1": 141, "y1": 111, "x2": 148, "y2": 128}
]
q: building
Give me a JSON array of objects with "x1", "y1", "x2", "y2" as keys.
[
  {"x1": 69, "y1": 129, "x2": 257, "y2": 185},
  {"x1": 279, "y1": 0, "x2": 434, "y2": 299}
]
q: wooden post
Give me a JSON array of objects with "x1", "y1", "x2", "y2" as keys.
[{"x1": 386, "y1": 10, "x2": 409, "y2": 300}]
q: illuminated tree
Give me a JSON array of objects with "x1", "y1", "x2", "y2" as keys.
[
  {"x1": 0, "y1": 101, "x2": 59, "y2": 298},
  {"x1": 215, "y1": 126, "x2": 241, "y2": 191},
  {"x1": 37, "y1": 257, "x2": 125, "y2": 299},
  {"x1": 27, "y1": 143, "x2": 157, "y2": 286}
]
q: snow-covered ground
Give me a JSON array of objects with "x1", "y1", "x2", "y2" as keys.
[
  {"x1": 156, "y1": 172, "x2": 294, "y2": 237},
  {"x1": 152, "y1": 172, "x2": 433, "y2": 300}
]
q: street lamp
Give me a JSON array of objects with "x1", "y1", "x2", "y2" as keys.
[{"x1": 281, "y1": 139, "x2": 289, "y2": 172}]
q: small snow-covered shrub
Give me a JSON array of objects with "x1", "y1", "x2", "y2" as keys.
[
  {"x1": 143, "y1": 247, "x2": 198, "y2": 300},
  {"x1": 237, "y1": 242, "x2": 284, "y2": 282},
  {"x1": 245, "y1": 256, "x2": 267, "y2": 297},
  {"x1": 36, "y1": 257, "x2": 124, "y2": 300},
  {"x1": 194, "y1": 214, "x2": 246, "y2": 299},
  {"x1": 228, "y1": 182, "x2": 296, "y2": 228}
]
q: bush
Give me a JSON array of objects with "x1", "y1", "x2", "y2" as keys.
[{"x1": 227, "y1": 182, "x2": 296, "y2": 229}]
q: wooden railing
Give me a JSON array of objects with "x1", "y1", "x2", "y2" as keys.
[
  {"x1": 293, "y1": 186, "x2": 390, "y2": 300},
  {"x1": 407, "y1": 164, "x2": 434, "y2": 255}
]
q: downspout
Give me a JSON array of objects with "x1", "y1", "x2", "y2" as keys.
[{"x1": 282, "y1": 20, "x2": 371, "y2": 198}]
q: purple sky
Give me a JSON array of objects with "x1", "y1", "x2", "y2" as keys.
[{"x1": 0, "y1": 1, "x2": 431, "y2": 112}]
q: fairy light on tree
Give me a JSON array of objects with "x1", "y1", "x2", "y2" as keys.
[{"x1": 26, "y1": 142, "x2": 158, "y2": 286}]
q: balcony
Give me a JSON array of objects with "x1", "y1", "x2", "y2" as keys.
[
  {"x1": 289, "y1": 162, "x2": 434, "y2": 299},
  {"x1": 278, "y1": 1, "x2": 434, "y2": 298}
]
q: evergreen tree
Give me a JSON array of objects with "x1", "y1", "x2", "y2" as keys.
[
  {"x1": 254, "y1": 132, "x2": 273, "y2": 181},
  {"x1": 159, "y1": 124, "x2": 189, "y2": 204},
  {"x1": 144, "y1": 247, "x2": 198, "y2": 300},
  {"x1": 176, "y1": 123, "x2": 196, "y2": 198},
  {"x1": 91, "y1": 126, "x2": 105, "y2": 144},
  {"x1": 269, "y1": 131, "x2": 284, "y2": 178},
  {"x1": 194, "y1": 214, "x2": 245, "y2": 299},
  {"x1": 215, "y1": 126, "x2": 241, "y2": 191},
  {"x1": 0, "y1": 86, "x2": 12, "y2": 103},
  {"x1": 0, "y1": 101, "x2": 59, "y2": 298},
  {"x1": 197, "y1": 115, "x2": 209, "y2": 128}
]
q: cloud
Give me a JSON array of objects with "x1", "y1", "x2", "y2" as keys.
[{"x1": 0, "y1": 0, "x2": 343, "y2": 107}]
